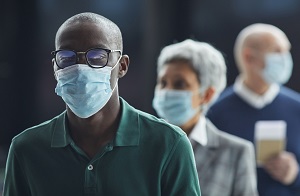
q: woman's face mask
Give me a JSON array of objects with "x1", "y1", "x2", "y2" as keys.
[
  {"x1": 152, "y1": 61, "x2": 204, "y2": 126},
  {"x1": 152, "y1": 89, "x2": 200, "y2": 126}
]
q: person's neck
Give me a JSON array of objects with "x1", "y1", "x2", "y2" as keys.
[
  {"x1": 243, "y1": 75, "x2": 270, "y2": 95},
  {"x1": 67, "y1": 95, "x2": 121, "y2": 158},
  {"x1": 180, "y1": 113, "x2": 200, "y2": 136}
]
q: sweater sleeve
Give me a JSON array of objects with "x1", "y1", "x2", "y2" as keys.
[{"x1": 288, "y1": 166, "x2": 300, "y2": 191}]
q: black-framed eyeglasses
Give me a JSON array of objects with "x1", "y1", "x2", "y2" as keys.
[{"x1": 51, "y1": 48, "x2": 122, "y2": 69}]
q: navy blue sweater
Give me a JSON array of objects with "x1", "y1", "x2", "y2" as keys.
[{"x1": 207, "y1": 85, "x2": 300, "y2": 196}]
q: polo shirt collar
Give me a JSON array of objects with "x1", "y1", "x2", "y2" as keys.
[
  {"x1": 114, "y1": 97, "x2": 140, "y2": 146},
  {"x1": 51, "y1": 111, "x2": 70, "y2": 147},
  {"x1": 233, "y1": 76, "x2": 280, "y2": 109},
  {"x1": 51, "y1": 97, "x2": 140, "y2": 148}
]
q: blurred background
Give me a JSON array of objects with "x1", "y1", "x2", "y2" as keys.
[{"x1": 1, "y1": 0, "x2": 300, "y2": 192}]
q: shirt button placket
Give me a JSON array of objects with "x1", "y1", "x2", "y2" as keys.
[{"x1": 85, "y1": 163, "x2": 97, "y2": 195}]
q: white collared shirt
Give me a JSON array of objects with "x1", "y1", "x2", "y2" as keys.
[
  {"x1": 233, "y1": 76, "x2": 280, "y2": 109},
  {"x1": 189, "y1": 115, "x2": 207, "y2": 146}
]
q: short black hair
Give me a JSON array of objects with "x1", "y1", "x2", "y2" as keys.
[{"x1": 55, "y1": 12, "x2": 123, "y2": 51}]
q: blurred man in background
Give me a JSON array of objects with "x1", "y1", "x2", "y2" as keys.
[{"x1": 207, "y1": 23, "x2": 300, "y2": 196}]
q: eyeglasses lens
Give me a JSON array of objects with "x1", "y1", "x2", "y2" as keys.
[
  {"x1": 86, "y1": 49, "x2": 108, "y2": 68},
  {"x1": 56, "y1": 51, "x2": 76, "y2": 69}
]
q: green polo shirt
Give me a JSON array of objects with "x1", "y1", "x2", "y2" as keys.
[{"x1": 3, "y1": 98, "x2": 201, "y2": 196}]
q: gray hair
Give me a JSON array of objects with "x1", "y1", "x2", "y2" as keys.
[{"x1": 157, "y1": 39, "x2": 227, "y2": 104}]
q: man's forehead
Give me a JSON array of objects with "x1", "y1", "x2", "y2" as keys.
[
  {"x1": 244, "y1": 32, "x2": 289, "y2": 51},
  {"x1": 57, "y1": 22, "x2": 106, "y2": 39},
  {"x1": 260, "y1": 32, "x2": 290, "y2": 51},
  {"x1": 55, "y1": 22, "x2": 113, "y2": 50}
]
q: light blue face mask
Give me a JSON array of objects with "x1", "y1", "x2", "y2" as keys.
[
  {"x1": 54, "y1": 58, "x2": 120, "y2": 118},
  {"x1": 263, "y1": 52, "x2": 293, "y2": 84},
  {"x1": 152, "y1": 89, "x2": 200, "y2": 126}
]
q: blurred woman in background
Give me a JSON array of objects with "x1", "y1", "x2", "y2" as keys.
[{"x1": 152, "y1": 39, "x2": 258, "y2": 196}]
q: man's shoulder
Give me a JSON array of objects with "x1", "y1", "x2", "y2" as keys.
[
  {"x1": 279, "y1": 86, "x2": 300, "y2": 101},
  {"x1": 208, "y1": 86, "x2": 239, "y2": 113},
  {"x1": 121, "y1": 98, "x2": 186, "y2": 138},
  {"x1": 123, "y1": 102, "x2": 194, "y2": 164},
  {"x1": 12, "y1": 114, "x2": 62, "y2": 148},
  {"x1": 217, "y1": 85, "x2": 235, "y2": 100},
  {"x1": 213, "y1": 86, "x2": 237, "y2": 105},
  {"x1": 135, "y1": 108, "x2": 186, "y2": 137}
]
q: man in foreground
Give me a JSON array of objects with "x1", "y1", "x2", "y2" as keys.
[{"x1": 3, "y1": 12, "x2": 201, "y2": 196}]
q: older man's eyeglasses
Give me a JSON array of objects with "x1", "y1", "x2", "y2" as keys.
[{"x1": 51, "y1": 48, "x2": 122, "y2": 69}]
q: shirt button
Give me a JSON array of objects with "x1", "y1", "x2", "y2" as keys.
[
  {"x1": 106, "y1": 145, "x2": 112, "y2": 150},
  {"x1": 88, "y1": 165, "x2": 93, "y2": 171}
]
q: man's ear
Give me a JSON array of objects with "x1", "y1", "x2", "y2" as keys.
[
  {"x1": 52, "y1": 58, "x2": 58, "y2": 80},
  {"x1": 243, "y1": 48, "x2": 256, "y2": 65},
  {"x1": 118, "y1": 55, "x2": 130, "y2": 78}
]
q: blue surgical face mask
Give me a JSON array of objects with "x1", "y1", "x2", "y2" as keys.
[
  {"x1": 54, "y1": 57, "x2": 120, "y2": 118},
  {"x1": 152, "y1": 89, "x2": 200, "y2": 126},
  {"x1": 263, "y1": 52, "x2": 293, "y2": 84}
]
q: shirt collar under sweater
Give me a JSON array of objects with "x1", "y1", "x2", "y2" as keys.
[{"x1": 233, "y1": 76, "x2": 280, "y2": 109}]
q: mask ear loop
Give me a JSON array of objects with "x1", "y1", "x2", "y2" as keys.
[
  {"x1": 111, "y1": 78, "x2": 119, "y2": 93},
  {"x1": 110, "y1": 54, "x2": 122, "y2": 92},
  {"x1": 110, "y1": 54, "x2": 122, "y2": 71}
]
